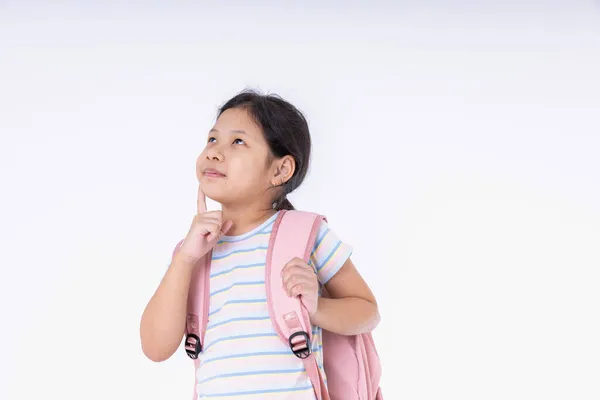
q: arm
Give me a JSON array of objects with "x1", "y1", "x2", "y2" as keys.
[
  {"x1": 310, "y1": 258, "x2": 380, "y2": 336},
  {"x1": 141, "y1": 185, "x2": 232, "y2": 362},
  {"x1": 139, "y1": 252, "x2": 195, "y2": 362}
]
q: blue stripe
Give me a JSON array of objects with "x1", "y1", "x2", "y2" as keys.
[
  {"x1": 210, "y1": 262, "x2": 264, "y2": 278},
  {"x1": 314, "y1": 227, "x2": 330, "y2": 249},
  {"x1": 202, "y1": 345, "x2": 324, "y2": 366},
  {"x1": 217, "y1": 217, "x2": 277, "y2": 243},
  {"x1": 198, "y1": 368, "x2": 306, "y2": 385},
  {"x1": 212, "y1": 246, "x2": 269, "y2": 260},
  {"x1": 210, "y1": 281, "x2": 265, "y2": 297},
  {"x1": 201, "y1": 385, "x2": 314, "y2": 397},
  {"x1": 204, "y1": 333, "x2": 278, "y2": 351},
  {"x1": 316, "y1": 240, "x2": 341, "y2": 272},
  {"x1": 209, "y1": 298, "x2": 267, "y2": 317},
  {"x1": 202, "y1": 350, "x2": 292, "y2": 365},
  {"x1": 217, "y1": 228, "x2": 272, "y2": 244},
  {"x1": 207, "y1": 316, "x2": 271, "y2": 330},
  {"x1": 308, "y1": 226, "x2": 329, "y2": 264}
]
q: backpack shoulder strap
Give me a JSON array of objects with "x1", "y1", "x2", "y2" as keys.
[
  {"x1": 173, "y1": 240, "x2": 212, "y2": 400},
  {"x1": 266, "y1": 210, "x2": 330, "y2": 400},
  {"x1": 172, "y1": 240, "x2": 211, "y2": 361},
  {"x1": 266, "y1": 210, "x2": 322, "y2": 354},
  {"x1": 186, "y1": 254, "x2": 212, "y2": 361}
]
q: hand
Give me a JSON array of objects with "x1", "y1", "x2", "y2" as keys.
[
  {"x1": 177, "y1": 185, "x2": 233, "y2": 263},
  {"x1": 281, "y1": 257, "x2": 320, "y2": 317}
]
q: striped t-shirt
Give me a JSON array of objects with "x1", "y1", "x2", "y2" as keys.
[{"x1": 190, "y1": 211, "x2": 352, "y2": 399}]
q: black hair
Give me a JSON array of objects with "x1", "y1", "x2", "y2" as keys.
[{"x1": 217, "y1": 89, "x2": 311, "y2": 211}]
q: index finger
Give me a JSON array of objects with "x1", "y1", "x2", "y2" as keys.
[{"x1": 197, "y1": 185, "x2": 207, "y2": 214}]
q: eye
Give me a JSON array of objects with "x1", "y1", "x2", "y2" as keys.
[
  {"x1": 233, "y1": 138, "x2": 245, "y2": 145},
  {"x1": 208, "y1": 137, "x2": 216, "y2": 143}
]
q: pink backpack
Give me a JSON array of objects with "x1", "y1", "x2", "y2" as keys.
[{"x1": 174, "y1": 210, "x2": 383, "y2": 400}]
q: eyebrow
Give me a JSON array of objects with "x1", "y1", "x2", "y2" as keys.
[{"x1": 209, "y1": 128, "x2": 247, "y2": 135}]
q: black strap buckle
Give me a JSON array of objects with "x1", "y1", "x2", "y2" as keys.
[
  {"x1": 289, "y1": 331, "x2": 311, "y2": 359},
  {"x1": 184, "y1": 333, "x2": 202, "y2": 359}
]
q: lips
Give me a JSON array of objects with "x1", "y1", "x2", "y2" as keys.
[{"x1": 203, "y1": 168, "x2": 226, "y2": 178}]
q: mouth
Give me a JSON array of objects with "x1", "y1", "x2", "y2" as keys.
[{"x1": 203, "y1": 168, "x2": 226, "y2": 178}]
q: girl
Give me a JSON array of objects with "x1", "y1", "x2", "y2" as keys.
[{"x1": 140, "y1": 90, "x2": 380, "y2": 399}]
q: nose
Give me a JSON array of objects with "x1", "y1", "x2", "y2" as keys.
[{"x1": 206, "y1": 145, "x2": 224, "y2": 162}]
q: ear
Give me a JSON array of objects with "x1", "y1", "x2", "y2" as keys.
[{"x1": 270, "y1": 155, "x2": 296, "y2": 187}]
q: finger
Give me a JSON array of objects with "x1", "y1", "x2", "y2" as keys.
[
  {"x1": 282, "y1": 266, "x2": 315, "y2": 287},
  {"x1": 197, "y1": 185, "x2": 207, "y2": 214},
  {"x1": 220, "y1": 220, "x2": 233, "y2": 237},
  {"x1": 288, "y1": 279, "x2": 316, "y2": 297},
  {"x1": 290, "y1": 284, "x2": 303, "y2": 297},
  {"x1": 208, "y1": 220, "x2": 233, "y2": 242},
  {"x1": 197, "y1": 217, "x2": 222, "y2": 227},
  {"x1": 203, "y1": 222, "x2": 223, "y2": 241},
  {"x1": 197, "y1": 211, "x2": 223, "y2": 222},
  {"x1": 193, "y1": 215, "x2": 221, "y2": 233},
  {"x1": 201, "y1": 210, "x2": 222, "y2": 217},
  {"x1": 284, "y1": 275, "x2": 316, "y2": 296},
  {"x1": 282, "y1": 259, "x2": 315, "y2": 281},
  {"x1": 281, "y1": 257, "x2": 312, "y2": 277},
  {"x1": 196, "y1": 221, "x2": 221, "y2": 239}
]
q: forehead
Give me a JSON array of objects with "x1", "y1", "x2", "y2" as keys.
[{"x1": 211, "y1": 107, "x2": 262, "y2": 139}]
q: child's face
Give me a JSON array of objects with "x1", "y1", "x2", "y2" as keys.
[{"x1": 196, "y1": 107, "x2": 275, "y2": 208}]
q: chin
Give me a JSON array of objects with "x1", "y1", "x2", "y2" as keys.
[{"x1": 199, "y1": 180, "x2": 228, "y2": 203}]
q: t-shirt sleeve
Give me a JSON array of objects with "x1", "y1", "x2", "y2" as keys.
[{"x1": 308, "y1": 219, "x2": 353, "y2": 285}]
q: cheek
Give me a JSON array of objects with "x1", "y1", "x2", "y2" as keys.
[
  {"x1": 195, "y1": 155, "x2": 205, "y2": 180},
  {"x1": 230, "y1": 155, "x2": 270, "y2": 183}
]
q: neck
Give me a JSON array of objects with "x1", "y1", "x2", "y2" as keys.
[{"x1": 221, "y1": 201, "x2": 277, "y2": 236}]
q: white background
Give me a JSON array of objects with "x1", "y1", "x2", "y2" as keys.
[{"x1": 1, "y1": 2, "x2": 599, "y2": 399}]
